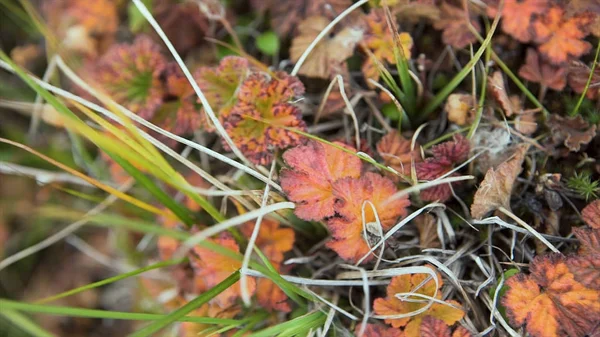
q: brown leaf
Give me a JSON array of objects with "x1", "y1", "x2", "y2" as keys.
[
  {"x1": 290, "y1": 16, "x2": 363, "y2": 79},
  {"x1": 518, "y1": 48, "x2": 567, "y2": 91},
  {"x1": 471, "y1": 144, "x2": 530, "y2": 219},
  {"x1": 432, "y1": 2, "x2": 481, "y2": 49},
  {"x1": 488, "y1": 71, "x2": 517, "y2": 116},
  {"x1": 415, "y1": 213, "x2": 441, "y2": 249},
  {"x1": 568, "y1": 61, "x2": 600, "y2": 100},
  {"x1": 547, "y1": 114, "x2": 598, "y2": 152},
  {"x1": 267, "y1": 0, "x2": 353, "y2": 36}
]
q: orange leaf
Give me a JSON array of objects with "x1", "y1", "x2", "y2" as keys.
[
  {"x1": 362, "y1": 9, "x2": 413, "y2": 83},
  {"x1": 191, "y1": 233, "x2": 256, "y2": 308},
  {"x1": 582, "y1": 200, "x2": 600, "y2": 229},
  {"x1": 471, "y1": 144, "x2": 529, "y2": 219},
  {"x1": 327, "y1": 172, "x2": 410, "y2": 262},
  {"x1": 355, "y1": 323, "x2": 403, "y2": 337},
  {"x1": 420, "y1": 316, "x2": 473, "y2": 337},
  {"x1": 280, "y1": 141, "x2": 362, "y2": 221},
  {"x1": 241, "y1": 218, "x2": 295, "y2": 265},
  {"x1": 502, "y1": 253, "x2": 600, "y2": 337},
  {"x1": 373, "y1": 268, "x2": 465, "y2": 336},
  {"x1": 290, "y1": 16, "x2": 363, "y2": 79},
  {"x1": 376, "y1": 131, "x2": 421, "y2": 179},
  {"x1": 486, "y1": 0, "x2": 548, "y2": 42},
  {"x1": 533, "y1": 7, "x2": 594, "y2": 64},
  {"x1": 223, "y1": 72, "x2": 307, "y2": 165},
  {"x1": 256, "y1": 275, "x2": 291, "y2": 313}
]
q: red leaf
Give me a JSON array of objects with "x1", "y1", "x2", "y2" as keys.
[
  {"x1": 280, "y1": 141, "x2": 362, "y2": 221},
  {"x1": 582, "y1": 200, "x2": 600, "y2": 229},
  {"x1": 355, "y1": 323, "x2": 403, "y2": 337}
]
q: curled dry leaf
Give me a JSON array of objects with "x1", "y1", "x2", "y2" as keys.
[
  {"x1": 485, "y1": 0, "x2": 549, "y2": 42},
  {"x1": 445, "y1": 93, "x2": 475, "y2": 126},
  {"x1": 376, "y1": 131, "x2": 421, "y2": 178},
  {"x1": 373, "y1": 267, "x2": 465, "y2": 335},
  {"x1": 471, "y1": 144, "x2": 530, "y2": 219},
  {"x1": 327, "y1": 172, "x2": 410, "y2": 263},
  {"x1": 432, "y1": 2, "x2": 481, "y2": 49},
  {"x1": 415, "y1": 213, "x2": 441, "y2": 249},
  {"x1": 290, "y1": 16, "x2": 363, "y2": 79},
  {"x1": 488, "y1": 71, "x2": 517, "y2": 117},
  {"x1": 568, "y1": 61, "x2": 600, "y2": 100},
  {"x1": 355, "y1": 323, "x2": 403, "y2": 337},
  {"x1": 518, "y1": 48, "x2": 567, "y2": 91},
  {"x1": 502, "y1": 253, "x2": 600, "y2": 337},
  {"x1": 533, "y1": 7, "x2": 595, "y2": 65},
  {"x1": 420, "y1": 316, "x2": 473, "y2": 337},
  {"x1": 546, "y1": 114, "x2": 597, "y2": 152},
  {"x1": 280, "y1": 141, "x2": 362, "y2": 221}
]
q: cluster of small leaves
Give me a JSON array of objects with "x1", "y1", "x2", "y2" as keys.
[
  {"x1": 281, "y1": 140, "x2": 410, "y2": 262},
  {"x1": 501, "y1": 200, "x2": 600, "y2": 337}
]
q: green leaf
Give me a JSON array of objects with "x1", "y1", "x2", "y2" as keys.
[
  {"x1": 127, "y1": 271, "x2": 241, "y2": 337},
  {"x1": 489, "y1": 268, "x2": 520, "y2": 319},
  {"x1": 247, "y1": 311, "x2": 325, "y2": 337},
  {"x1": 0, "y1": 309, "x2": 56, "y2": 337},
  {"x1": 0, "y1": 299, "x2": 240, "y2": 326},
  {"x1": 128, "y1": 0, "x2": 153, "y2": 33},
  {"x1": 382, "y1": 103, "x2": 401, "y2": 121},
  {"x1": 256, "y1": 31, "x2": 280, "y2": 56}
]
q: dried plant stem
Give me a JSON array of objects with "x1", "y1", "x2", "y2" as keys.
[{"x1": 497, "y1": 206, "x2": 560, "y2": 253}]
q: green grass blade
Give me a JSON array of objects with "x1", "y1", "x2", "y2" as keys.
[
  {"x1": 0, "y1": 299, "x2": 240, "y2": 325},
  {"x1": 127, "y1": 271, "x2": 241, "y2": 337},
  {"x1": 571, "y1": 40, "x2": 600, "y2": 117},
  {"x1": 0, "y1": 309, "x2": 56, "y2": 337},
  {"x1": 420, "y1": 11, "x2": 500, "y2": 120},
  {"x1": 36, "y1": 258, "x2": 185, "y2": 304},
  {"x1": 247, "y1": 311, "x2": 325, "y2": 337}
]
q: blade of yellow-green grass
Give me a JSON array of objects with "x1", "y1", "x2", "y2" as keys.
[
  {"x1": 247, "y1": 311, "x2": 326, "y2": 337},
  {"x1": 420, "y1": 8, "x2": 501, "y2": 121},
  {"x1": 0, "y1": 309, "x2": 56, "y2": 337},
  {"x1": 0, "y1": 299, "x2": 241, "y2": 326},
  {"x1": 571, "y1": 40, "x2": 600, "y2": 117},
  {"x1": 127, "y1": 271, "x2": 241, "y2": 337},
  {"x1": 0, "y1": 138, "x2": 168, "y2": 217},
  {"x1": 36, "y1": 258, "x2": 186, "y2": 304},
  {"x1": 107, "y1": 152, "x2": 197, "y2": 226},
  {"x1": 468, "y1": 26, "x2": 493, "y2": 140}
]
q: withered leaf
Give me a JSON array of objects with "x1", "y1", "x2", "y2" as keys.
[
  {"x1": 432, "y1": 2, "x2": 481, "y2": 49},
  {"x1": 582, "y1": 200, "x2": 600, "y2": 229},
  {"x1": 568, "y1": 61, "x2": 600, "y2": 100},
  {"x1": 518, "y1": 48, "x2": 567, "y2": 91},
  {"x1": 471, "y1": 144, "x2": 530, "y2": 219},
  {"x1": 547, "y1": 114, "x2": 598, "y2": 152}
]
